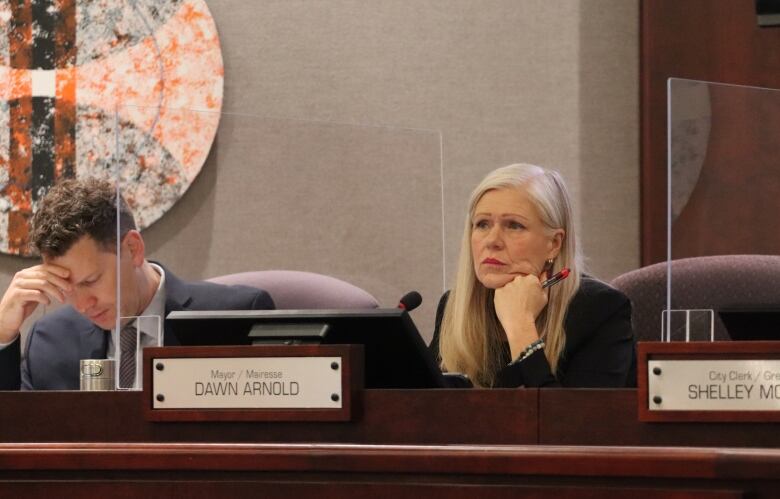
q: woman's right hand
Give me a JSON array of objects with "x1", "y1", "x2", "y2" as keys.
[
  {"x1": 0, "y1": 264, "x2": 71, "y2": 343},
  {"x1": 493, "y1": 273, "x2": 548, "y2": 360}
]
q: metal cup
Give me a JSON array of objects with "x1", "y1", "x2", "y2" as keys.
[{"x1": 80, "y1": 359, "x2": 116, "y2": 391}]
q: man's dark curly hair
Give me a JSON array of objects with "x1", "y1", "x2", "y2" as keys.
[{"x1": 30, "y1": 178, "x2": 137, "y2": 258}]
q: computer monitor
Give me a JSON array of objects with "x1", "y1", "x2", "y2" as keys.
[
  {"x1": 718, "y1": 307, "x2": 780, "y2": 341},
  {"x1": 167, "y1": 308, "x2": 446, "y2": 389}
]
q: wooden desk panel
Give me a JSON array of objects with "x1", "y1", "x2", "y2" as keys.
[
  {"x1": 539, "y1": 390, "x2": 780, "y2": 447},
  {"x1": 0, "y1": 389, "x2": 538, "y2": 445},
  {"x1": 0, "y1": 443, "x2": 764, "y2": 498},
  {"x1": 0, "y1": 481, "x2": 746, "y2": 499},
  {"x1": 5, "y1": 389, "x2": 780, "y2": 448},
  {"x1": 1, "y1": 389, "x2": 779, "y2": 496}
]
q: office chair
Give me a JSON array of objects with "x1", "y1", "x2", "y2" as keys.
[
  {"x1": 207, "y1": 270, "x2": 379, "y2": 309},
  {"x1": 611, "y1": 255, "x2": 780, "y2": 342}
]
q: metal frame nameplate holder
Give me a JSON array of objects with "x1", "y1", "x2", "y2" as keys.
[
  {"x1": 638, "y1": 341, "x2": 780, "y2": 422},
  {"x1": 143, "y1": 344, "x2": 362, "y2": 422}
]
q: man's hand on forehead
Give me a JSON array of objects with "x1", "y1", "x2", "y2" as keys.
[{"x1": 0, "y1": 263, "x2": 73, "y2": 343}]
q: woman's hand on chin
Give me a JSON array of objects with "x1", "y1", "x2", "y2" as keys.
[{"x1": 494, "y1": 273, "x2": 548, "y2": 359}]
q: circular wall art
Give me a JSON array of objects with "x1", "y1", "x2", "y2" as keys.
[{"x1": 0, "y1": 0, "x2": 224, "y2": 256}]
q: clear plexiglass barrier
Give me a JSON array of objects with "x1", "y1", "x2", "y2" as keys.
[
  {"x1": 667, "y1": 78, "x2": 780, "y2": 341},
  {"x1": 103, "y1": 105, "x2": 443, "y2": 389}
]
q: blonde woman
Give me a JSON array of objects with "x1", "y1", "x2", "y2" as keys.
[{"x1": 430, "y1": 164, "x2": 634, "y2": 388}]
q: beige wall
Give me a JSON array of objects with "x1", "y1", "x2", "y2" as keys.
[{"x1": 0, "y1": 0, "x2": 639, "y2": 341}]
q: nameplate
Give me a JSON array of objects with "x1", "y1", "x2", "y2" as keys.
[
  {"x1": 143, "y1": 345, "x2": 362, "y2": 422},
  {"x1": 638, "y1": 341, "x2": 780, "y2": 422},
  {"x1": 648, "y1": 359, "x2": 780, "y2": 411},
  {"x1": 152, "y1": 357, "x2": 342, "y2": 409}
]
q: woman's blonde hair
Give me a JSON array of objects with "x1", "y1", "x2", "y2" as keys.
[{"x1": 438, "y1": 163, "x2": 582, "y2": 387}]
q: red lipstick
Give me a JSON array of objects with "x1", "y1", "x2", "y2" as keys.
[{"x1": 482, "y1": 257, "x2": 505, "y2": 265}]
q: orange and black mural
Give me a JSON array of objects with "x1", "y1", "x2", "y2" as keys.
[{"x1": 0, "y1": 0, "x2": 223, "y2": 256}]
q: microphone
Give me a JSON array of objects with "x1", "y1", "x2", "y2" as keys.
[{"x1": 398, "y1": 291, "x2": 422, "y2": 312}]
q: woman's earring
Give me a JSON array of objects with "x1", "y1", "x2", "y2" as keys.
[{"x1": 544, "y1": 258, "x2": 554, "y2": 270}]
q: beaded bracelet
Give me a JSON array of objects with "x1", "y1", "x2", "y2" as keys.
[{"x1": 508, "y1": 338, "x2": 545, "y2": 366}]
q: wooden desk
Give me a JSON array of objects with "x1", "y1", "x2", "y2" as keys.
[
  {"x1": 0, "y1": 389, "x2": 778, "y2": 497},
  {"x1": 0, "y1": 442, "x2": 776, "y2": 497}
]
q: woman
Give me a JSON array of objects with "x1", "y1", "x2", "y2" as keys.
[{"x1": 430, "y1": 164, "x2": 634, "y2": 388}]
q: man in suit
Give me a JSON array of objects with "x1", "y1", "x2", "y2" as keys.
[{"x1": 0, "y1": 178, "x2": 274, "y2": 390}]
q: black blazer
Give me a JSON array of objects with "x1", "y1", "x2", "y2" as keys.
[
  {"x1": 0, "y1": 264, "x2": 274, "y2": 390},
  {"x1": 430, "y1": 276, "x2": 635, "y2": 388}
]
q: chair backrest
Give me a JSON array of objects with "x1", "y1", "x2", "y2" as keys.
[
  {"x1": 207, "y1": 270, "x2": 380, "y2": 310},
  {"x1": 611, "y1": 255, "x2": 780, "y2": 342}
]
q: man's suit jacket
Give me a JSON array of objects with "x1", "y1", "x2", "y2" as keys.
[{"x1": 0, "y1": 265, "x2": 274, "y2": 390}]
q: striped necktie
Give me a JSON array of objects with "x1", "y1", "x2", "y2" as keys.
[{"x1": 119, "y1": 321, "x2": 138, "y2": 389}]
